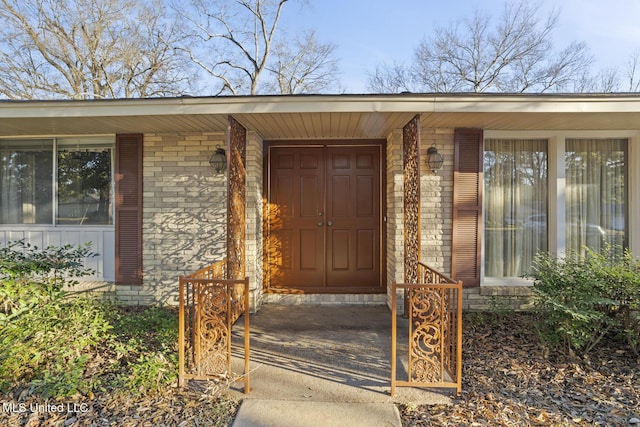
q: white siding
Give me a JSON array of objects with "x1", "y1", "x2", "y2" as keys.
[{"x1": 0, "y1": 226, "x2": 115, "y2": 281}]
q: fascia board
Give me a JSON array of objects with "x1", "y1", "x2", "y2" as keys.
[
  {"x1": 431, "y1": 95, "x2": 640, "y2": 113},
  {"x1": 2, "y1": 94, "x2": 640, "y2": 119}
]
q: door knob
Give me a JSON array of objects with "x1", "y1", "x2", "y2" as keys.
[
  {"x1": 327, "y1": 220, "x2": 333, "y2": 226},
  {"x1": 317, "y1": 221, "x2": 324, "y2": 226}
]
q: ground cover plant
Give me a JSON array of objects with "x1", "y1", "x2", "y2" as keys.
[{"x1": 0, "y1": 241, "x2": 237, "y2": 426}]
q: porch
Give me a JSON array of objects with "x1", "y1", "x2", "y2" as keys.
[
  {"x1": 178, "y1": 259, "x2": 463, "y2": 399},
  {"x1": 227, "y1": 304, "x2": 454, "y2": 405}
]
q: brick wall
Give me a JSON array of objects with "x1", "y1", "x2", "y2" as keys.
[
  {"x1": 463, "y1": 286, "x2": 535, "y2": 311},
  {"x1": 101, "y1": 128, "x2": 536, "y2": 311},
  {"x1": 114, "y1": 132, "x2": 227, "y2": 305},
  {"x1": 418, "y1": 127, "x2": 535, "y2": 312},
  {"x1": 420, "y1": 128, "x2": 454, "y2": 274},
  {"x1": 245, "y1": 131, "x2": 263, "y2": 310},
  {"x1": 386, "y1": 129, "x2": 404, "y2": 309}
]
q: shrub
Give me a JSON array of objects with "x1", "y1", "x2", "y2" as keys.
[
  {"x1": 0, "y1": 241, "x2": 179, "y2": 398},
  {"x1": 529, "y1": 245, "x2": 640, "y2": 356},
  {"x1": 0, "y1": 240, "x2": 96, "y2": 324},
  {"x1": 0, "y1": 240, "x2": 109, "y2": 396}
]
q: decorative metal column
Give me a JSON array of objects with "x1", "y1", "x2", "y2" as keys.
[
  {"x1": 227, "y1": 116, "x2": 247, "y2": 280},
  {"x1": 403, "y1": 115, "x2": 421, "y2": 315}
]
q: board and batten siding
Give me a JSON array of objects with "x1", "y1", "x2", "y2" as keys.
[{"x1": 0, "y1": 227, "x2": 115, "y2": 281}]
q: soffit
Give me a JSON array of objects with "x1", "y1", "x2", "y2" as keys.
[
  {"x1": 2, "y1": 94, "x2": 640, "y2": 138},
  {"x1": 0, "y1": 114, "x2": 229, "y2": 137}
]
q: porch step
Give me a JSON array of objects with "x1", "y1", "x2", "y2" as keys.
[
  {"x1": 261, "y1": 293, "x2": 388, "y2": 305},
  {"x1": 232, "y1": 400, "x2": 401, "y2": 427}
]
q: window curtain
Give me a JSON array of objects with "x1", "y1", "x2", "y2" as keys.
[
  {"x1": 484, "y1": 139, "x2": 548, "y2": 277},
  {"x1": 0, "y1": 140, "x2": 53, "y2": 224},
  {"x1": 565, "y1": 139, "x2": 626, "y2": 257}
]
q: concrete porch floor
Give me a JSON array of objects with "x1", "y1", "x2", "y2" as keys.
[{"x1": 227, "y1": 304, "x2": 455, "y2": 405}]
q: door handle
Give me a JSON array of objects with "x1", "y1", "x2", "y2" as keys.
[
  {"x1": 327, "y1": 220, "x2": 333, "y2": 226},
  {"x1": 317, "y1": 221, "x2": 324, "y2": 226}
]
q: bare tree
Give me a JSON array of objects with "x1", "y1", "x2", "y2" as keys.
[
  {"x1": 367, "y1": 63, "x2": 413, "y2": 94},
  {"x1": 368, "y1": 1, "x2": 593, "y2": 94},
  {"x1": 571, "y1": 50, "x2": 640, "y2": 93},
  {"x1": 589, "y1": 68, "x2": 621, "y2": 93},
  {"x1": 0, "y1": 0, "x2": 191, "y2": 100},
  {"x1": 623, "y1": 49, "x2": 640, "y2": 92},
  {"x1": 180, "y1": 0, "x2": 341, "y2": 95},
  {"x1": 180, "y1": 0, "x2": 287, "y2": 95},
  {"x1": 266, "y1": 30, "x2": 341, "y2": 94}
]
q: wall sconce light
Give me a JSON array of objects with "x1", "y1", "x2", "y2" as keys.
[
  {"x1": 208, "y1": 145, "x2": 226, "y2": 174},
  {"x1": 426, "y1": 144, "x2": 444, "y2": 174}
]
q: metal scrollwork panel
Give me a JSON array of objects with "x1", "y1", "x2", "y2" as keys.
[
  {"x1": 410, "y1": 324, "x2": 442, "y2": 382},
  {"x1": 403, "y1": 115, "x2": 420, "y2": 284},
  {"x1": 228, "y1": 116, "x2": 247, "y2": 281},
  {"x1": 195, "y1": 283, "x2": 230, "y2": 377},
  {"x1": 409, "y1": 287, "x2": 444, "y2": 382}
]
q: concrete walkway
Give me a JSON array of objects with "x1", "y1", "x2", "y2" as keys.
[{"x1": 226, "y1": 305, "x2": 453, "y2": 427}]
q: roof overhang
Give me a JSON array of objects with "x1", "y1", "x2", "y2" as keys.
[{"x1": 2, "y1": 93, "x2": 640, "y2": 139}]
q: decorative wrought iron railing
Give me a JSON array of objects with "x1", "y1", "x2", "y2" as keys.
[
  {"x1": 391, "y1": 262, "x2": 463, "y2": 396},
  {"x1": 178, "y1": 259, "x2": 250, "y2": 393}
]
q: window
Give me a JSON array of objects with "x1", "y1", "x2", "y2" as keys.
[
  {"x1": 484, "y1": 139, "x2": 548, "y2": 278},
  {"x1": 565, "y1": 138, "x2": 627, "y2": 256},
  {"x1": 57, "y1": 140, "x2": 113, "y2": 225},
  {"x1": 0, "y1": 137, "x2": 114, "y2": 226},
  {"x1": 0, "y1": 139, "x2": 53, "y2": 224}
]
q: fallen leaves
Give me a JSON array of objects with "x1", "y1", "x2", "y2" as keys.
[
  {"x1": 401, "y1": 312, "x2": 640, "y2": 426},
  {"x1": 0, "y1": 375, "x2": 238, "y2": 426},
  {"x1": 1, "y1": 310, "x2": 637, "y2": 426}
]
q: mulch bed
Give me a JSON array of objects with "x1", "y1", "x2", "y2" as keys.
[
  {"x1": 400, "y1": 312, "x2": 640, "y2": 426},
  {"x1": 1, "y1": 312, "x2": 638, "y2": 426}
]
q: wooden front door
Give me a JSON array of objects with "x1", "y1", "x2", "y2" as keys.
[{"x1": 267, "y1": 144, "x2": 382, "y2": 292}]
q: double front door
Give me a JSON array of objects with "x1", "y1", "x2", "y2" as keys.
[{"x1": 267, "y1": 144, "x2": 383, "y2": 292}]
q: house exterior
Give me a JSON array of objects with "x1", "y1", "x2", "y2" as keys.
[{"x1": 1, "y1": 93, "x2": 639, "y2": 311}]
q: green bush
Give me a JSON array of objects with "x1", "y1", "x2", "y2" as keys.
[
  {"x1": 0, "y1": 240, "x2": 179, "y2": 398},
  {"x1": 0, "y1": 240, "x2": 96, "y2": 324},
  {"x1": 529, "y1": 245, "x2": 640, "y2": 356},
  {"x1": 0, "y1": 240, "x2": 109, "y2": 396},
  {"x1": 0, "y1": 297, "x2": 113, "y2": 396}
]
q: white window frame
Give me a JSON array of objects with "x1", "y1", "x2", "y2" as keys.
[
  {"x1": 0, "y1": 135, "x2": 116, "y2": 281},
  {"x1": 56, "y1": 137, "x2": 115, "y2": 226},
  {"x1": 482, "y1": 130, "x2": 640, "y2": 286}
]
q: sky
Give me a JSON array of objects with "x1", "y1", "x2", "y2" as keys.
[{"x1": 280, "y1": 0, "x2": 640, "y2": 93}]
